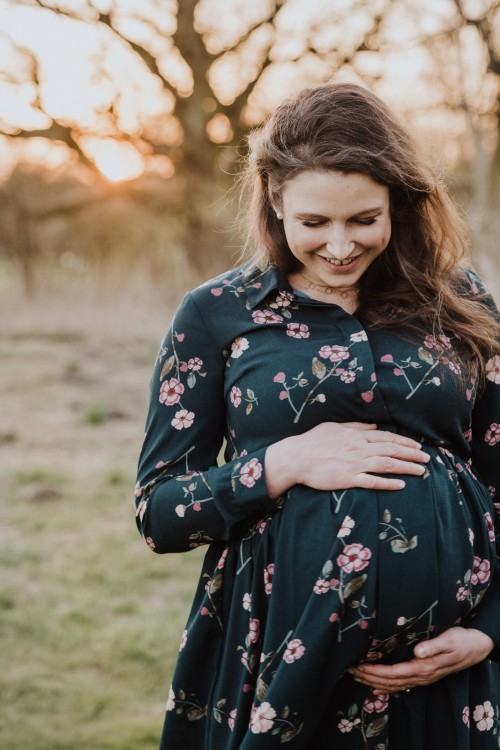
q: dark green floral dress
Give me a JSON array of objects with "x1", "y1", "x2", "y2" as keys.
[{"x1": 135, "y1": 263, "x2": 500, "y2": 749}]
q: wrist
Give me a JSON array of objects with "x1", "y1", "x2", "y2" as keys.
[
  {"x1": 264, "y1": 436, "x2": 301, "y2": 499},
  {"x1": 466, "y1": 627, "x2": 494, "y2": 658}
]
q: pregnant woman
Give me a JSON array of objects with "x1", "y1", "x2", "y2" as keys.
[{"x1": 135, "y1": 83, "x2": 500, "y2": 749}]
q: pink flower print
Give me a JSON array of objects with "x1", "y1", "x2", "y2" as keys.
[
  {"x1": 350, "y1": 330, "x2": 368, "y2": 343},
  {"x1": 228, "y1": 708, "x2": 237, "y2": 731},
  {"x1": 286, "y1": 322, "x2": 310, "y2": 338},
  {"x1": 486, "y1": 355, "x2": 500, "y2": 384},
  {"x1": 273, "y1": 371, "x2": 286, "y2": 383},
  {"x1": 471, "y1": 556, "x2": 491, "y2": 585},
  {"x1": 171, "y1": 409, "x2": 195, "y2": 430},
  {"x1": 211, "y1": 287, "x2": 223, "y2": 296},
  {"x1": 187, "y1": 357, "x2": 203, "y2": 371},
  {"x1": 166, "y1": 686, "x2": 176, "y2": 711},
  {"x1": 314, "y1": 578, "x2": 331, "y2": 594},
  {"x1": 318, "y1": 344, "x2": 350, "y2": 363},
  {"x1": 179, "y1": 629, "x2": 187, "y2": 651},
  {"x1": 230, "y1": 386, "x2": 242, "y2": 407},
  {"x1": 279, "y1": 391, "x2": 288, "y2": 400},
  {"x1": 134, "y1": 481, "x2": 143, "y2": 499},
  {"x1": 270, "y1": 291, "x2": 293, "y2": 308},
  {"x1": 252, "y1": 309, "x2": 283, "y2": 325},
  {"x1": 424, "y1": 334, "x2": 452, "y2": 351},
  {"x1": 329, "y1": 612, "x2": 339, "y2": 623},
  {"x1": 159, "y1": 377, "x2": 184, "y2": 406},
  {"x1": 380, "y1": 354, "x2": 393, "y2": 362},
  {"x1": 283, "y1": 638, "x2": 305, "y2": 663},
  {"x1": 242, "y1": 593, "x2": 252, "y2": 611},
  {"x1": 239, "y1": 458, "x2": 263, "y2": 487},
  {"x1": 361, "y1": 391, "x2": 374, "y2": 402},
  {"x1": 456, "y1": 586, "x2": 470, "y2": 601},
  {"x1": 337, "y1": 543, "x2": 372, "y2": 574},
  {"x1": 264, "y1": 563, "x2": 274, "y2": 594},
  {"x1": 176, "y1": 333, "x2": 185, "y2": 342},
  {"x1": 340, "y1": 370, "x2": 356, "y2": 383},
  {"x1": 485, "y1": 423, "x2": 500, "y2": 446},
  {"x1": 175, "y1": 504, "x2": 186, "y2": 517},
  {"x1": 338, "y1": 515, "x2": 355, "y2": 538},
  {"x1": 249, "y1": 702, "x2": 277, "y2": 734},
  {"x1": 338, "y1": 718, "x2": 361, "y2": 733},
  {"x1": 231, "y1": 336, "x2": 249, "y2": 358},
  {"x1": 248, "y1": 617, "x2": 260, "y2": 644},
  {"x1": 257, "y1": 519, "x2": 267, "y2": 534},
  {"x1": 462, "y1": 706, "x2": 470, "y2": 727},
  {"x1": 217, "y1": 548, "x2": 228, "y2": 569},
  {"x1": 145, "y1": 536, "x2": 156, "y2": 550},
  {"x1": 363, "y1": 693, "x2": 389, "y2": 714},
  {"x1": 448, "y1": 360, "x2": 461, "y2": 375},
  {"x1": 473, "y1": 701, "x2": 495, "y2": 731},
  {"x1": 484, "y1": 512, "x2": 495, "y2": 542},
  {"x1": 393, "y1": 368, "x2": 404, "y2": 376},
  {"x1": 463, "y1": 427, "x2": 472, "y2": 442},
  {"x1": 136, "y1": 499, "x2": 147, "y2": 523}
]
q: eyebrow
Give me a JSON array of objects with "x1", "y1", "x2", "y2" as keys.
[{"x1": 294, "y1": 206, "x2": 385, "y2": 219}]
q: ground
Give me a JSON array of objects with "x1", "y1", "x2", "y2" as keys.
[{"x1": 0, "y1": 268, "x2": 205, "y2": 749}]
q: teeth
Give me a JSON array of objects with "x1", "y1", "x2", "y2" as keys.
[{"x1": 323, "y1": 256, "x2": 359, "y2": 266}]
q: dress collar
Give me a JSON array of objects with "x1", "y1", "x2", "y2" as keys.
[{"x1": 241, "y1": 263, "x2": 293, "y2": 309}]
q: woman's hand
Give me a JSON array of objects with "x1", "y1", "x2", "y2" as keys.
[
  {"x1": 265, "y1": 422, "x2": 430, "y2": 500},
  {"x1": 347, "y1": 627, "x2": 494, "y2": 694}
]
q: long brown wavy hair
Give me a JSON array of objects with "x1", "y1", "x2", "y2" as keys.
[{"x1": 240, "y1": 82, "x2": 500, "y2": 381}]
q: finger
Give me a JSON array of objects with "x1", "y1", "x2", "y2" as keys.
[
  {"x1": 352, "y1": 473, "x2": 407, "y2": 491},
  {"x1": 363, "y1": 456, "x2": 428, "y2": 476},
  {"x1": 366, "y1": 443, "x2": 430, "y2": 464},
  {"x1": 349, "y1": 663, "x2": 415, "y2": 680},
  {"x1": 366, "y1": 431, "x2": 422, "y2": 449},
  {"x1": 343, "y1": 422, "x2": 378, "y2": 431}
]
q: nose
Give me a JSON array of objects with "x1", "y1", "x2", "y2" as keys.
[{"x1": 325, "y1": 227, "x2": 355, "y2": 260}]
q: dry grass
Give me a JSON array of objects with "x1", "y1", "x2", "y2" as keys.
[{"x1": 0, "y1": 263, "x2": 206, "y2": 749}]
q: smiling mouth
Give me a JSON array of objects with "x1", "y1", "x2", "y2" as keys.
[{"x1": 320, "y1": 255, "x2": 362, "y2": 267}]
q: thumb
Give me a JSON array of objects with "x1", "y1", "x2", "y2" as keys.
[{"x1": 414, "y1": 636, "x2": 445, "y2": 660}]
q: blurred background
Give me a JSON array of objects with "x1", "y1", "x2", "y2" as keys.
[{"x1": 1, "y1": 0, "x2": 499, "y2": 748}]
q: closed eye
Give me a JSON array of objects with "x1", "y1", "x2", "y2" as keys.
[
  {"x1": 302, "y1": 220, "x2": 326, "y2": 228},
  {"x1": 353, "y1": 217, "x2": 377, "y2": 226}
]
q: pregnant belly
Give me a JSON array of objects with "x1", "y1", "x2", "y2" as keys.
[{"x1": 253, "y1": 446, "x2": 495, "y2": 663}]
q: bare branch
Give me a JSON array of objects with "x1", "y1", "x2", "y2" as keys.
[{"x1": 11, "y1": 122, "x2": 94, "y2": 168}]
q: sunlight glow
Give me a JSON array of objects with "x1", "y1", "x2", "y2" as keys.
[{"x1": 83, "y1": 138, "x2": 145, "y2": 181}]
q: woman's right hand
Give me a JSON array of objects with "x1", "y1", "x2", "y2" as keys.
[{"x1": 264, "y1": 422, "x2": 430, "y2": 500}]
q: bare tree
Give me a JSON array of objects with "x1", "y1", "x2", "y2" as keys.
[{"x1": 1, "y1": 0, "x2": 390, "y2": 271}]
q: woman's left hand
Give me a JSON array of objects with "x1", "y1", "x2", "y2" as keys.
[{"x1": 347, "y1": 626, "x2": 494, "y2": 695}]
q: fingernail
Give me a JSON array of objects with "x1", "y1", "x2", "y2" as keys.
[{"x1": 397, "y1": 480, "x2": 406, "y2": 488}]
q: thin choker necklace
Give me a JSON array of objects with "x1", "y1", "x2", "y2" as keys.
[{"x1": 298, "y1": 274, "x2": 359, "y2": 299}]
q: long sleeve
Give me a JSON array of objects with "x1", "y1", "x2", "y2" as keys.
[
  {"x1": 134, "y1": 291, "x2": 278, "y2": 554},
  {"x1": 467, "y1": 370, "x2": 500, "y2": 653},
  {"x1": 463, "y1": 268, "x2": 500, "y2": 652}
]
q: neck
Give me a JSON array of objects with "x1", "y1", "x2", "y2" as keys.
[{"x1": 296, "y1": 273, "x2": 359, "y2": 299}]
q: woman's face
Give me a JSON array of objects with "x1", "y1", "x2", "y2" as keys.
[{"x1": 280, "y1": 170, "x2": 391, "y2": 294}]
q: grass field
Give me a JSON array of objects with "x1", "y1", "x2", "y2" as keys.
[{"x1": 0, "y1": 269, "x2": 206, "y2": 749}]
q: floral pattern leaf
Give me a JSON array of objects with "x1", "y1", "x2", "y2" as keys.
[
  {"x1": 390, "y1": 536, "x2": 418, "y2": 553},
  {"x1": 312, "y1": 357, "x2": 327, "y2": 379},
  {"x1": 366, "y1": 716, "x2": 388, "y2": 737},
  {"x1": 160, "y1": 354, "x2": 175, "y2": 380},
  {"x1": 343, "y1": 574, "x2": 367, "y2": 599},
  {"x1": 418, "y1": 347, "x2": 434, "y2": 365}
]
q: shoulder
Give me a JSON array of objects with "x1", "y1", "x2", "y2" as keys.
[{"x1": 187, "y1": 262, "x2": 278, "y2": 311}]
